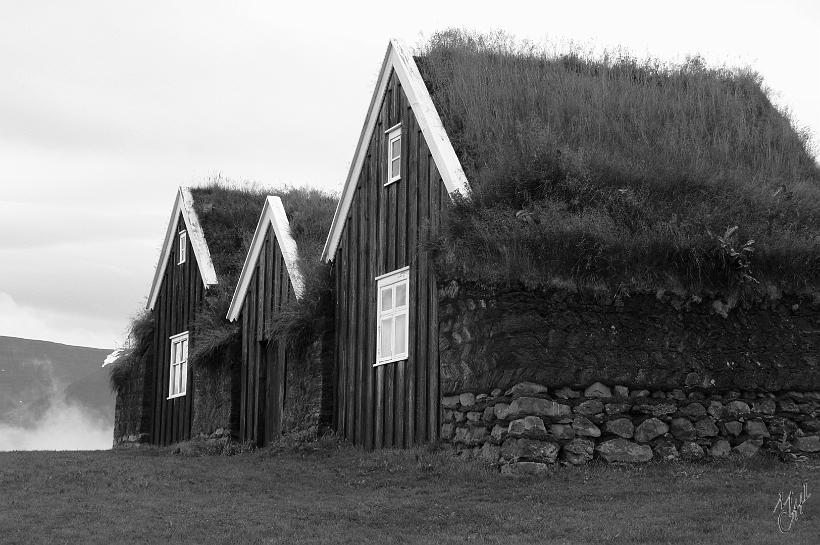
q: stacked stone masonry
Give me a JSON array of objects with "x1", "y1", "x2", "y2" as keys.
[
  {"x1": 441, "y1": 381, "x2": 820, "y2": 472},
  {"x1": 439, "y1": 282, "x2": 820, "y2": 394}
]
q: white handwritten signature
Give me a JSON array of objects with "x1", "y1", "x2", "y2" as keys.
[{"x1": 772, "y1": 482, "x2": 811, "y2": 533}]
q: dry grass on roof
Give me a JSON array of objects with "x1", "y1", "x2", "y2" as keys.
[
  {"x1": 416, "y1": 29, "x2": 820, "y2": 296},
  {"x1": 108, "y1": 177, "x2": 338, "y2": 382},
  {"x1": 187, "y1": 177, "x2": 338, "y2": 369}
]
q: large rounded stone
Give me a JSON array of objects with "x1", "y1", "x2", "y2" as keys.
[
  {"x1": 596, "y1": 438, "x2": 653, "y2": 463},
  {"x1": 724, "y1": 421, "x2": 743, "y2": 436},
  {"x1": 585, "y1": 382, "x2": 612, "y2": 398},
  {"x1": 442, "y1": 395, "x2": 460, "y2": 409},
  {"x1": 459, "y1": 393, "x2": 476, "y2": 408},
  {"x1": 792, "y1": 436, "x2": 820, "y2": 452},
  {"x1": 653, "y1": 441, "x2": 679, "y2": 461},
  {"x1": 572, "y1": 415, "x2": 601, "y2": 438},
  {"x1": 680, "y1": 441, "x2": 704, "y2": 460},
  {"x1": 745, "y1": 420, "x2": 770, "y2": 438},
  {"x1": 490, "y1": 424, "x2": 507, "y2": 443},
  {"x1": 634, "y1": 418, "x2": 669, "y2": 443},
  {"x1": 726, "y1": 401, "x2": 750, "y2": 418},
  {"x1": 734, "y1": 439, "x2": 762, "y2": 457},
  {"x1": 670, "y1": 417, "x2": 696, "y2": 441},
  {"x1": 482, "y1": 406, "x2": 495, "y2": 423},
  {"x1": 695, "y1": 418, "x2": 719, "y2": 437},
  {"x1": 575, "y1": 400, "x2": 604, "y2": 416},
  {"x1": 678, "y1": 403, "x2": 706, "y2": 419},
  {"x1": 508, "y1": 416, "x2": 547, "y2": 439},
  {"x1": 507, "y1": 397, "x2": 571, "y2": 420},
  {"x1": 707, "y1": 401, "x2": 724, "y2": 419},
  {"x1": 562, "y1": 438, "x2": 594, "y2": 465},
  {"x1": 501, "y1": 437, "x2": 560, "y2": 463},
  {"x1": 493, "y1": 403, "x2": 511, "y2": 420},
  {"x1": 505, "y1": 382, "x2": 549, "y2": 397},
  {"x1": 549, "y1": 424, "x2": 575, "y2": 441},
  {"x1": 708, "y1": 439, "x2": 731, "y2": 458},
  {"x1": 605, "y1": 418, "x2": 634, "y2": 439}
]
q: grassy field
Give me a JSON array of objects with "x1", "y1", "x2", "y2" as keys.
[{"x1": 0, "y1": 440, "x2": 817, "y2": 544}]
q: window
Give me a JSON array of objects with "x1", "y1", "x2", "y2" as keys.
[
  {"x1": 178, "y1": 230, "x2": 187, "y2": 265},
  {"x1": 375, "y1": 267, "x2": 409, "y2": 366},
  {"x1": 385, "y1": 123, "x2": 401, "y2": 185},
  {"x1": 168, "y1": 332, "x2": 189, "y2": 398}
]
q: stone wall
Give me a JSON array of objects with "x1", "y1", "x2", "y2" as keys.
[
  {"x1": 439, "y1": 282, "x2": 820, "y2": 394},
  {"x1": 441, "y1": 381, "x2": 820, "y2": 472},
  {"x1": 191, "y1": 345, "x2": 239, "y2": 438},
  {"x1": 283, "y1": 330, "x2": 335, "y2": 437},
  {"x1": 112, "y1": 352, "x2": 153, "y2": 447}
]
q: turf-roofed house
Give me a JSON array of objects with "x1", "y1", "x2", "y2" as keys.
[
  {"x1": 111, "y1": 182, "x2": 337, "y2": 448},
  {"x1": 226, "y1": 191, "x2": 336, "y2": 446},
  {"x1": 326, "y1": 32, "x2": 820, "y2": 464},
  {"x1": 111, "y1": 184, "x2": 268, "y2": 446}
]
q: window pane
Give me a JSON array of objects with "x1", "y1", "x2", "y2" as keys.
[
  {"x1": 391, "y1": 137, "x2": 401, "y2": 159},
  {"x1": 381, "y1": 287, "x2": 393, "y2": 312},
  {"x1": 170, "y1": 366, "x2": 177, "y2": 395},
  {"x1": 182, "y1": 339, "x2": 188, "y2": 361},
  {"x1": 391, "y1": 158, "x2": 400, "y2": 178},
  {"x1": 394, "y1": 313, "x2": 407, "y2": 355},
  {"x1": 396, "y1": 282, "x2": 406, "y2": 307},
  {"x1": 380, "y1": 318, "x2": 393, "y2": 358},
  {"x1": 180, "y1": 361, "x2": 187, "y2": 393}
]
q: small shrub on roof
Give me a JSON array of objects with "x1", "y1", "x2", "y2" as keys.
[{"x1": 417, "y1": 29, "x2": 820, "y2": 296}]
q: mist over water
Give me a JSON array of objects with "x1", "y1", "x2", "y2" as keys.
[
  {"x1": 0, "y1": 357, "x2": 112, "y2": 451},
  {"x1": 0, "y1": 399, "x2": 111, "y2": 451}
]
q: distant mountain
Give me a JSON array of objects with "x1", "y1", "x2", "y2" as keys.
[{"x1": 0, "y1": 336, "x2": 114, "y2": 428}]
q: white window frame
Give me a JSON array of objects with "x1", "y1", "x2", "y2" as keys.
[
  {"x1": 177, "y1": 230, "x2": 187, "y2": 265},
  {"x1": 385, "y1": 123, "x2": 402, "y2": 186},
  {"x1": 375, "y1": 266, "x2": 410, "y2": 366},
  {"x1": 168, "y1": 331, "x2": 189, "y2": 399}
]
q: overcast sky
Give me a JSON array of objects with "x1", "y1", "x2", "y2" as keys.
[{"x1": 1, "y1": 0, "x2": 817, "y2": 349}]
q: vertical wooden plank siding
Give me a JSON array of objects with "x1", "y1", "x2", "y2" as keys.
[
  {"x1": 332, "y1": 71, "x2": 448, "y2": 448},
  {"x1": 149, "y1": 212, "x2": 203, "y2": 445},
  {"x1": 347, "y1": 198, "x2": 359, "y2": 442},
  {"x1": 234, "y1": 223, "x2": 296, "y2": 446},
  {"x1": 405, "y1": 108, "x2": 418, "y2": 447},
  {"x1": 364, "y1": 146, "x2": 377, "y2": 449}
]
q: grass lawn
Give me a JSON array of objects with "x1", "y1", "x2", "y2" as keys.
[{"x1": 0, "y1": 441, "x2": 817, "y2": 544}]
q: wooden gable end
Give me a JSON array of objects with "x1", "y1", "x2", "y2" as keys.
[
  {"x1": 333, "y1": 69, "x2": 450, "y2": 449},
  {"x1": 150, "y1": 211, "x2": 205, "y2": 445},
  {"x1": 237, "y1": 222, "x2": 297, "y2": 445}
]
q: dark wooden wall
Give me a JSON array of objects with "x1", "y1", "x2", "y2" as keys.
[
  {"x1": 333, "y1": 70, "x2": 449, "y2": 449},
  {"x1": 150, "y1": 212, "x2": 204, "y2": 445},
  {"x1": 238, "y1": 223, "x2": 295, "y2": 445}
]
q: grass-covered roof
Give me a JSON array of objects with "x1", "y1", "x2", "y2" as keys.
[
  {"x1": 189, "y1": 182, "x2": 268, "y2": 292},
  {"x1": 190, "y1": 180, "x2": 338, "y2": 289},
  {"x1": 185, "y1": 178, "x2": 337, "y2": 367},
  {"x1": 416, "y1": 30, "x2": 820, "y2": 296}
]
